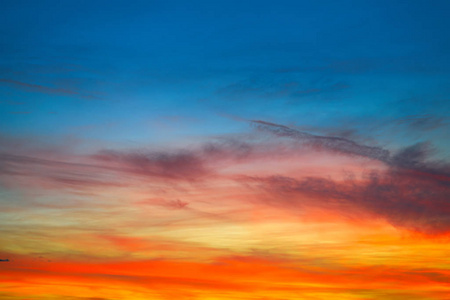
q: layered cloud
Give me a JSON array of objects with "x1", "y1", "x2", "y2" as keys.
[
  {"x1": 1, "y1": 252, "x2": 449, "y2": 300},
  {"x1": 1, "y1": 120, "x2": 449, "y2": 236},
  {"x1": 1, "y1": 119, "x2": 449, "y2": 299},
  {"x1": 248, "y1": 120, "x2": 450, "y2": 233}
]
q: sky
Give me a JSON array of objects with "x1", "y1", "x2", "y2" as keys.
[{"x1": 1, "y1": 0, "x2": 450, "y2": 299}]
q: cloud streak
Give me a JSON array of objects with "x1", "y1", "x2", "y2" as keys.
[
  {"x1": 251, "y1": 120, "x2": 390, "y2": 161},
  {"x1": 244, "y1": 120, "x2": 450, "y2": 234},
  {"x1": 0, "y1": 78, "x2": 98, "y2": 100},
  {"x1": 1, "y1": 253, "x2": 450, "y2": 300},
  {"x1": 251, "y1": 120, "x2": 450, "y2": 181},
  {"x1": 93, "y1": 150, "x2": 211, "y2": 181},
  {"x1": 246, "y1": 169, "x2": 450, "y2": 234},
  {"x1": 1, "y1": 120, "x2": 449, "y2": 235}
]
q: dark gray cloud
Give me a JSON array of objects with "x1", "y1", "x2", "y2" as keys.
[
  {"x1": 1, "y1": 120, "x2": 449, "y2": 234},
  {"x1": 245, "y1": 120, "x2": 450, "y2": 234},
  {"x1": 251, "y1": 120, "x2": 450, "y2": 181},
  {"x1": 0, "y1": 137, "x2": 256, "y2": 191},
  {"x1": 246, "y1": 169, "x2": 450, "y2": 234},
  {"x1": 92, "y1": 139, "x2": 254, "y2": 181},
  {"x1": 251, "y1": 120, "x2": 390, "y2": 162},
  {"x1": 93, "y1": 150, "x2": 211, "y2": 181}
]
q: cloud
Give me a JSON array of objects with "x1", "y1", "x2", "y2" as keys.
[
  {"x1": 245, "y1": 167, "x2": 450, "y2": 234},
  {"x1": 251, "y1": 120, "x2": 450, "y2": 180},
  {"x1": 138, "y1": 198, "x2": 189, "y2": 209},
  {"x1": 251, "y1": 120, "x2": 390, "y2": 162},
  {"x1": 92, "y1": 139, "x2": 255, "y2": 181},
  {"x1": 391, "y1": 142, "x2": 431, "y2": 169},
  {"x1": 2, "y1": 252, "x2": 449, "y2": 299},
  {"x1": 216, "y1": 78, "x2": 300, "y2": 99},
  {"x1": 291, "y1": 82, "x2": 349, "y2": 98},
  {"x1": 0, "y1": 100, "x2": 25, "y2": 105},
  {"x1": 0, "y1": 152, "x2": 123, "y2": 190},
  {"x1": 93, "y1": 150, "x2": 211, "y2": 181},
  {"x1": 388, "y1": 143, "x2": 450, "y2": 185},
  {"x1": 273, "y1": 59, "x2": 375, "y2": 74},
  {"x1": 0, "y1": 136, "x2": 256, "y2": 193},
  {"x1": 242, "y1": 120, "x2": 450, "y2": 234},
  {"x1": 394, "y1": 114, "x2": 448, "y2": 131},
  {"x1": 8, "y1": 111, "x2": 31, "y2": 114},
  {"x1": 273, "y1": 56, "x2": 450, "y2": 75},
  {"x1": 0, "y1": 78, "x2": 98, "y2": 100},
  {"x1": 216, "y1": 77, "x2": 349, "y2": 101},
  {"x1": 1, "y1": 120, "x2": 448, "y2": 235}
]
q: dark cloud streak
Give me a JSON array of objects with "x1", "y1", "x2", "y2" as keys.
[
  {"x1": 251, "y1": 120, "x2": 390, "y2": 162},
  {"x1": 247, "y1": 120, "x2": 450, "y2": 234},
  {"x1": 246, "y1": 170, "x2": 450, "y2": 234},
  {"x1": 93, "y1": 150, "x2": 211, "y2": 181},
  {"x1": 251, "y1": 120, "x2": 450, "y2": 182},
  {"x1": 1, "y1": 120, "x2": 449, "y2": 234}
]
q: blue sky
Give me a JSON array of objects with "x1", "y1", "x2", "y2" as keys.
[
  {"x1": 1, "y1": 0, "x2": 449, "y2": 153},
  {"x1": 2, "y1": 2, "x2": 450, "y2": 299}
]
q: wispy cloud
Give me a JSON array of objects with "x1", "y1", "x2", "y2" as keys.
[
  {"x1": 0, "y1": 78, "x2": 99, "y2": 100},
  {"x1": 93, "y1": 150, "x2": 211, "y2": 181},
  {"x1": 251, "y1": 120, "x2": 390, "y2": 162},
  {"x1": 91, "y1": 139, "x2": 254, "y2": 181},
  {"x1": 395, "y1": 114, "x2": 449, "y2": 131},
  {"x1": 245, "y1": 169, "x2": 450, "y2": 234},
  {"x1": 246, "y1": 120, "x2": 450, "y2": 234},
  {"x1": 251, "y1": 120, "x2": 450, "y2": 178},
  {"x1": 8, "y1": 111, "x2": 31, "y2": 114},
  {"x1": 0, "y1": 152, "x2": 123, "y2": 190},
  {"x1": 216, "y1": 77, "x2": 349, "y2": 101},
  {"x1": 1, "y1": 253, "x2": 449, "y2": 299},
  {"x1": 1, "y1": 121, "x2": 449, "y2": 235}
]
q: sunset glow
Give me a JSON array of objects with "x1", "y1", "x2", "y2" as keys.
[{"x1": 1, "y1": 1, "x2": 450, "y2": 299}]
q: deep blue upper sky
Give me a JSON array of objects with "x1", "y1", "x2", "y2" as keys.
[{"x1": 1, "y1": 0, "x2": 449, "y2": 155}]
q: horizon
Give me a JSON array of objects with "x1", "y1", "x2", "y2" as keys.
[{"x1": 1, "y1": 1, "x2": 450, "y2": 299}]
